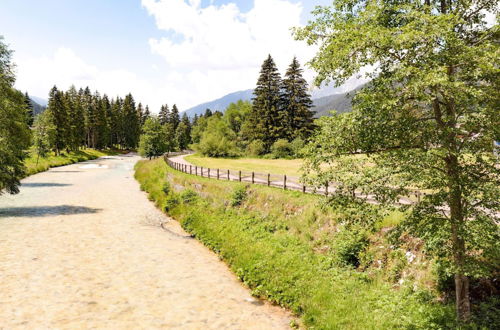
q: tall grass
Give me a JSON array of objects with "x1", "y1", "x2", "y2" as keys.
[{"x1": 135, "y1": 158, "x2": 456, "y2": 329}]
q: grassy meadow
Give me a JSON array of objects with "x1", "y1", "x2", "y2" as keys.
[
  {"x1": 135, "y1": 158, "x2": 458, "y2": 329},
  {"x1": 24, "y1": 148, "x2": 122, "y2": 177},
  {"x1": 185, "y1": 154, "x2": 304, "y2": 176}
]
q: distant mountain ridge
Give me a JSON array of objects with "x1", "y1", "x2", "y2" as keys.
[
  {"x1": 29, "y1": 97, "x2": 46, "y2": 115},
  {"x1": 182, "y1": 84, "x2": 366, "y2": 118},
  {"x1": 183, "y1": 89, "x2": 254, "y2": 117}
]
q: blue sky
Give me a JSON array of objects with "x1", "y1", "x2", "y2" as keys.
[{"x1": 1, "y1": 0, "x2": 333, "y2": 111}]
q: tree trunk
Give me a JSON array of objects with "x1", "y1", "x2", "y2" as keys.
[{"x1": 446, "y1": 154, "x2": 471, "y2": 322}]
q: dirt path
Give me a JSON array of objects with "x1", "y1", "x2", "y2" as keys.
[{"x1": 0, "y1": 154, "x2": 291, "y2": 329}]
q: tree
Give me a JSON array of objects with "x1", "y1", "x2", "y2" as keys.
[
  {"x1": 47, "y1": 86, "x2": 68, "y2": 154},
  {"x1": 32, "y1": 111, "x2": 55, "y2": 164},
  {"x1": 296, "y1": 0, "x2": 499, "y2": 321},
  {"x1": 163, "y1": 122, "x2": 178, "y2": 153},
  {"x1": 169, "y1": 104, "x2": 180, "y2": 131},
  {"x1": 0, "y1": 37, "x2": 31, "y2": 194},
  {"x1": 143, "y1": 105, "x2": 151, "y2": 126},
  {"x1": 159, "y1": 104, "x2": 170, "y2": 125},
  {"x1": 176, "y1": 113, "x2": 191, "y2": 150},
  {"x1": 193, "y1": 116, "x2": 239, "y2": 157},
  {"x1": 23, "y1": 92, "x2": 34, "y2": 127},
  {"x1": 246, "y1": 55, "x2": 282, "y2": 150},
  {"x1": 281, "y1": 57, "x2": 314, "y2": 140},
  {"x1": 224, "y1": 100, "x2": 251, "y2": 134},
  {"x1": 122, "y1": 93, "x2": 139, "y2": 148},
  {"x1": 138, "y1": 117, "x2": 168, "y2": 159}
]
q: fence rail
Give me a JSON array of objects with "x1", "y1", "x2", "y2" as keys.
[{"x1": 163, "y1": 154, "x2": 423, "y2": 205}]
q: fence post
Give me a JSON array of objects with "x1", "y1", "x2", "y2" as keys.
[
  {"x1": 195, "y1": 166, "x2": 197, "y2": 175},
  {"x1": 252, "y1": 172, "x2": 255, "y2": 184},
  {"x1": 325, "y1": 182, "x2": 329, "y2": 196},
  {"x1": 267, "y1": 173, "x2": 270, "y2": 186},
  {"x1": 217, "y1": 169, "x2": 219, "y2": 180},
  {"x1": 302, "y1": 184, "x2": 306, "y2": 193},
  {"x1": 190, "y1": 165, "x2": 192, "y2": 175},
  {"x1": 201, "y1": 167, "x2": 204, "y2": 177},
  {"x1": 283, "y1": 175, "x2": 287, "y2": 190},
  {"x1": 208, "y1": 168, "x2": 210, "y2": 179},
  {"x1": 239, "y1": 171, "x2": 241, "y2": 182},
  {"x1": 416, "y1": 191, "x2": 421, "y2": 203},
  {"x1": 227, "y1": 169, "x2": 230, "y2": 180}
]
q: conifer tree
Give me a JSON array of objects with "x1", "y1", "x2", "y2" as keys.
[
  {"x1": 122, "y1": 93, "x2": 139, "y2": 148},
  {"x1": 23, "y1": 92, "x2": 34, "y2": 127},
  {"x1": 204, "y1": 108, "x2": 213, "y2": 118},
  {"x1": 170, "y1": 104, "x2": 180, "y2": 131},
  {"x1": 143, "y1": 105, "x2": 151, "y2": 124},
  {"x1": 247, "y1": 55, "x2": 282, "y2": 150},
  {"x1": 96, "y1": 94, "x2": 110, "y2": 149},
  {"x1": 47, "y1": 86, "x2": 68, "y2": 154},
  {"x1": 281, "y1": 57, "x2": 314, "y2": 139},
  {"x1": 176, "y1": 113, "x2": 192, "y2": 150},
  {"x1": 159, "y1": 104, "x2": 170, "y2": 125}
]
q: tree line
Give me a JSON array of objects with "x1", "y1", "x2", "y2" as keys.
[{"x1": 34, "y1": 86, "x2": 149, "y2": 157}]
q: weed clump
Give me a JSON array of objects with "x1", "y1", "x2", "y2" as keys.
[{"x1": 230, "y1": 185, "x2": 248, "y2": 207}]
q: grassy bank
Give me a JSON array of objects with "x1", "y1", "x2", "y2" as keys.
[
  {"x1": 185, "y1": 154, "x2": 303, "y2": 176},
  {"x1": 135, "y1": 158, "x2": 459, "y2": 329},
  {"x1": 24, "y1": 148, "x2": 122, "y2": 177}
]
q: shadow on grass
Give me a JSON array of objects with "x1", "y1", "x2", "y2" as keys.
[
  {"x1": 0, "y1": 205, "x2": 102, "y2": 218},
  {"x1": 21, "y1": 183, "x2": 72, "y2": 188}
]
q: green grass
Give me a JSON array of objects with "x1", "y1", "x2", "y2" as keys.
[
  {"x1": 185, "y1": 154, "x2": 304, "y2": 176},
  {"x1": 24, "y1": 148, "x2": 122, "y2": 177},
  {"x1": 135, "y1": 158, "x2": 457, "y2": 329}
]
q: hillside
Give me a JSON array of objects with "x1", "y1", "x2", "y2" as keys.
[
  {"x1": 29, "y1": 97, "x2": 46, "y2": 115},
  {"x1": 182, "y1": 84, "x2": 366, "y2": 118},
  {"x1": 183, "y1": 89, "x2": 254, "y2": 117},
  {"x1": 311, "y1": 84, "x2": 366, "y2": 117}
]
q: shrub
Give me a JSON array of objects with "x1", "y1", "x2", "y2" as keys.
[
  {"x1": 162, "y1": 181, "x2": 171, "y2": 195},
  {"x1": 164, "y1": 195, "x2": 179, "y2": 212},
  {"x1": 230, "y1": 185, "x2": 248, "y2": 207},
  {"x1": 245, "y1": 139, "x2": 266, "y2": 157},
  {"x1": 332, "y1": 226, "x2": 369, "y2": 268},
  {"x1": 270, "y1": 139, "x2": 293, "y2": 159},
  {"x1": 180, "y1": 189, "x2": 199, "y2": 204},
  {"x1": 289, "y1": 137, "x2": 305, "y2": 158}
]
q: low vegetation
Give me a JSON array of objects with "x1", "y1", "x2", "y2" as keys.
[
  {"x1": 135, "y1": 158, "x2": 485, "y2": 329},
  {"x1": 24, "y1": 148, "x2": 121, "y2": 177}
]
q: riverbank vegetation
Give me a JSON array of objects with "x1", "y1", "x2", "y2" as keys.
[
  {"x1": 24, "y1": 148, "x2": 121, "y2": 177},
  {"x1": 135, "y1": 158, "x2": 471, "y2": 328}
]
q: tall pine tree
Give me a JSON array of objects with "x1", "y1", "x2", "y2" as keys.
[
  {"x1": 23, "y1": 92, "x2": 34, "y2": 127},
  {"x1": 170, "y1": 104, "x2": 180, "y2": 131},
  {"x1": 47, "y1": 86, "x2": 68, "y2": 154},
  {"x1": 159, "y1": 104, "x2": 170, "y2": 125},
  {"x1": 280, "y1": 57, "x2": 314, "y2": 140},
  {"x1": 246, "y1": 55, "x2": 282, "y2": 150}
]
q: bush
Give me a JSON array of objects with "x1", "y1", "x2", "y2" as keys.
[
  {"x1": 270, "y1": 139, "x2": 293, "y2": 159},
  {"x1": 245, "y1": 139, "x2": 265, "y2": 157},
  {"x1": 164, "y1": 195, "x2": 179, "y2": 212},
  {"x1": 332, "y1": 226, "x2": 369, "y2": 268},
  {"x1": 290, "y1": 137, "x2": 305, "y2": 158},
  {"x1": 180, "y1": 189, "x2": 198, "y2": 204},
  {"x1": 162, "y1": 181, "x2": 171, "y2": 195},
  {"x1": 230, "y1": 185, "x2": 248, "y2": 207}
]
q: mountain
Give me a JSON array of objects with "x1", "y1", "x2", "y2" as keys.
[
  {"x1": 183, "y1": 89, "x2": 254, "y2": 117},
  {"x1": 30, "y1": 96, "x2": 48, "y2": 107},
  {"x1": 29, "y1": 97, "x2": 46, "y2": 116},
  {"x1": 311, "y1": 84, "x2": 366, "y2": 117},
  {"x1": 182, "y1": 83, "x2": 367, "y2": 118}
]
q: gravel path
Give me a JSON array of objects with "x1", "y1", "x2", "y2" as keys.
[{"x1": 0, "y1": 154, "x2": 291, "y2": 329}]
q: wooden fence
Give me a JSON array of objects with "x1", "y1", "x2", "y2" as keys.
[{"x1": 162, "y1": 154, "x2": 424, "y2": 205}]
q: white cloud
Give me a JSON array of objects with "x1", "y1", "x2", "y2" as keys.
[
  {"x1": 14, "y1": 47, "x2": 167, "y2": 111},
  {"x1": 142, "y1": 0, "x2": 318, "y2": 108}
]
